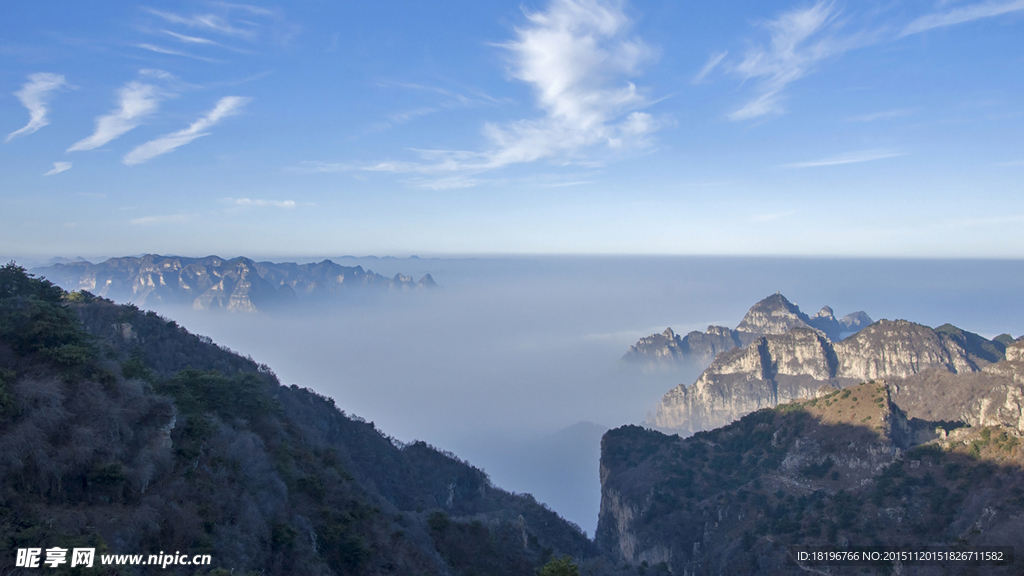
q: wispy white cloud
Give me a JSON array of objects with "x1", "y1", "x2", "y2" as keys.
[
  {"x1": 542, "y1": 179, "x2": 595, "y2": 187},
  {"x1": 692, "y1": 51, "x2": 727, "y2": 84},
  {"x1": 226, "y1": 197, "x2": 295, "y2": 208},
  {"x1": 289, "y1": 161, "x2": 350, "y2": 173},
  {"x1": 389, "y1": 108, "x2": 437, "y2": 124},
  {"x1": 369, "y1": 107, "x2": 439, "y2": 132},
  {"x1": 729, "y1": 1, "x2": 870, "y2": 121},
  {"x1": 901, "y1": 0, "x2": 1024, "y2": 36},
  {"x1": 163, "y1": 29, "x2": 218, "y2": 45},
  {"x1": 44, "y1": 162, "x2": 72, "y2": 176},
  {"x1": 749, "y1": 210, "x2": 795, "y2": 222},
  {"x1": 143, "y1": 7, "x2": 258, "y2": 40},
  {"x1": 210, "y1": 2, "x2": 276, "y2": 17},
  {"x1": 846, "y1": 108, "x2": 914, "y2": 122},
  {"x1": 6, "y1": 73, "x2": 69, "y2": 142},
  {"x1": 720, "y1": 1, "x2": 1024, "y2": 121},
  {"x1": 68, "y1": 82, "x2": 163, "y2": 152},
  {"x1": 123, "y1": 96, "x2": 250, "y2": 165},
  {"x1": 784, "y1": 149, "x2": 905, "y2": 168},
  {"x1": 358, "y1": 0, "x2": 664, "y2": 186},
  {"x1": 403, "y1": 176, "x2": 484, "y2": 190},
  {"x1": 135, "y1": 43, "x2": 222, "y2": 62},
  {"x1": 156, "y1": 28, "x2": 254, "y2": 55},
  {"x1": 135, "y1": 68, "x2": 205, "y2": 93},
  {"x1": 943, "y1": 213, "x2": 1024, "y2": 227},
  {"x1": 130, "y1": 213, "x2": 198, "y2": 225},
  {"x1": 380, "y1": 81, "x2": 503, "y2": 107},
  {"x1": 138, "y1": 68, "x2": 176, "y2": 81}
]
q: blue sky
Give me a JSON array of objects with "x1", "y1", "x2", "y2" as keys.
[{"x1": 2, "y1": 0, "x2": 1023, "y2": 258}]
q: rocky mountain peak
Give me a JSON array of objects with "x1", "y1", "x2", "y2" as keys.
[
  {"x1": 840, "y1": 310, "x2": 872, "y2": 329},
  {"x1": 624, "y1": 294, "x2": 872, "y2": 367},
  {"x1": 735, "y1": 293, "x2": 813, "y2": 336}
]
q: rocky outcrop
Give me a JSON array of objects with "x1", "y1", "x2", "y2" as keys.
[
  {"x1": 888, "y1": 343, "x2": 1024, "y2": 432},
  {"x1": 623, "y1": 328, "x2": 689, "y2": 362},
  {"x1": 650, "y1": 328, "x2": 854, "y2": 435},
  {"x1": 32, "y1": 254, "x2": 436, "y2": 312},
  {"x1": 623, "y1": 294, "x2": 871, "y2": 366},
  {"x1": 623, "y1": 325, "x2": 741, "y2": 366},
  {"x1": 1006, "y1": 341, "x2": 1024, "y2": 363},
  {"x1": 835, "y1": 320, "x2": 993, "y2": 380},
  {"x1": 649, "y1": 320, "x2": 1008, "y2": 436}
]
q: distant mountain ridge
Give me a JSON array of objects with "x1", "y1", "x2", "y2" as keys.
[
  {"x1": 32, "y1": 254, "x2": 437, "y2": 312},
  {"x1": 623, "y1": 293, "x2": 872, "y2": 366}
]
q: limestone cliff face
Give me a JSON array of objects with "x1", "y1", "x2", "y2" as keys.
[
  {"x1": 767, "y1": 327, "x2": 837, "y2": 379},
  {"x1": 649, "y1": 320, "x2": 1007, "y2": 436},
  {"x1": 650, "y1": 328, "x2": 850, "y2": 435},
  {"x1": 623, "y1": 293, "x2": 871, "y2": 366},
  {"x1": 33, "y1": 254, "x2": 436, "y2": 312},
  {"x1": 1006, "y1": 341, "x2": 1024, "y2": 363},
  {"x1": 676, "y1": 326, "x2": 741, "y2": 365},
  {"x1": 888, "y1": 343, "x2": 1024, "y2": 433},
  {"x1": 834, "y1": 320, "x2": 981, "y2": 380}
]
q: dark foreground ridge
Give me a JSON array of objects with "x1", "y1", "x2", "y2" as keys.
[
  {"x1": 598, "y1": 380, "x2": 1024, "y2": 575},
  {"x1": 0, "y1": 263, "x2": 600, "y2": 576}
]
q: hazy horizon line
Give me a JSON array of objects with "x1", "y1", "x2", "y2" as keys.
[{"x1": 10, "y1": 252, "x2": 1024, "y2": 266}]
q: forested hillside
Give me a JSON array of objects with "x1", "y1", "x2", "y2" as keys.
[{"x1": 0, "y1": 263, "x2": 599, "y2": 575}]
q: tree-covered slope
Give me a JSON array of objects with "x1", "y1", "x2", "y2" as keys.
[{"x1": 0, "y1": 263, "x2": 594, "y2": 575}]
